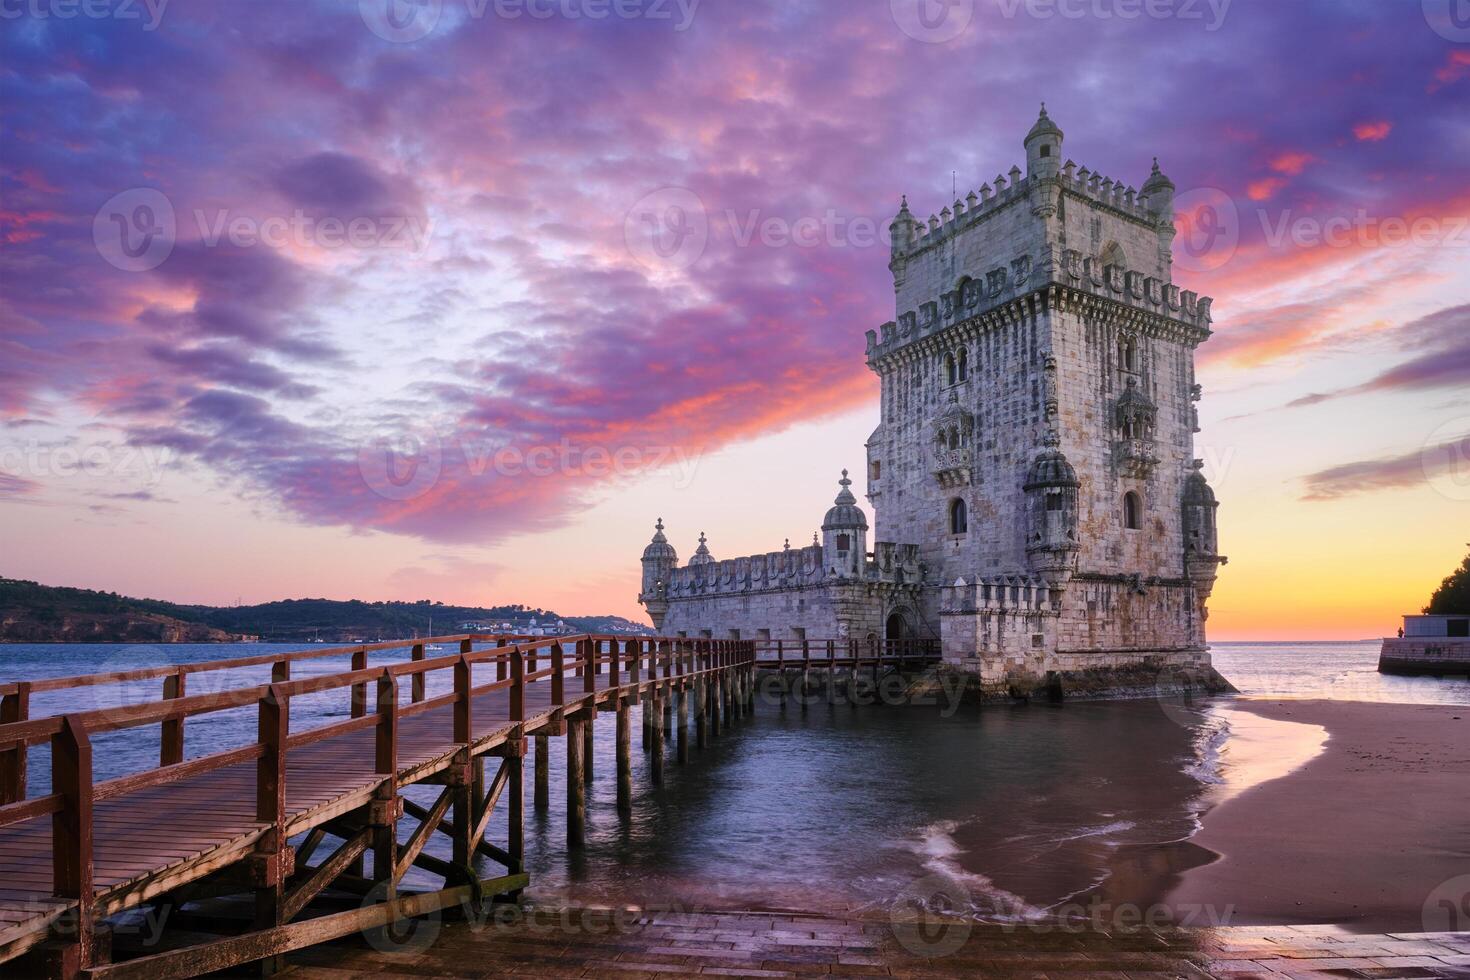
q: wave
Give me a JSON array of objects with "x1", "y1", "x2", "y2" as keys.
[{"x1": 901, "y1": 819, "x2": 1048, "y2": 923}]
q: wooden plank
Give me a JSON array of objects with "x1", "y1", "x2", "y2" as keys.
[{"x1": 83, "y1": 872, "x2": 530, "y2": 980}]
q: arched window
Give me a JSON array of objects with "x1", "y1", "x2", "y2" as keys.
[
  {"x1": 1040, "y1": 144, "x2": 1052, "y2": 158},
  {"x1": 949, "y1": 498, "x2": 968, "y2": 535},
  {"x1": 957, "y1": 347, "x2": 969, "y2": 382},
  {"x1": 1123, "y1": 491, "x2": 1142, "y2": 530},
  {"x1": 1102, "y1": 241, "x2": 1126, "y2": 270},
  {"x1": 1120, "y1": 336, "x2": 1137, "y2": 373},
  {"x1": 947, "y1": 428, "x2": 959, "y2": 451},
  {"x1": 945, "y1": 353, "x2": 957, "y2": 386},
  {"x1": 1046, "y1": 492, "x2": 1064, "y2": 512}
]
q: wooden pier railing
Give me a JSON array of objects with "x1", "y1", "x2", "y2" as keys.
[{"x1": 0, "y1": 634, "x2": 760, "y2": 978}]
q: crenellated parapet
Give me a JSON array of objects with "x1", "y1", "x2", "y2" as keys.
[{"x1": 941, "y1": 574, "x2": 1060, "y2": 616}]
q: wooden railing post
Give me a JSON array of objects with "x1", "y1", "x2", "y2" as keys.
[
  {"x1": 52, "y1": 715, "x2": 95, "y2": 969},
  {"x1": 496, "y1": 637, "x2": 508, "y2": 683},
  {"x1": 626, "y1": 637, "x2": 641, "y2": 706},
  {"x1": 350, "y1": 647, "x2": 369, "y2": 718},
  {"x1": 372, "y1": 668, "x2": 399, "y2": 898},
  {"x1": 0, "y1": 681, "x2": 31, "y2": 804},
  {"x1": 609, "y1": 637, "x2": 621, "y2": 688},
  {"x1": 160, "y1": 669, "x2": 186, "y2": 767},
  {"x1": 509, "y1": 646, "x2": 525, "y2": 726},
  {"x1": 584, "y1": 639, "x2": 598, "y2": 697},
  {"x1": 454, "y1": 655, "x2": 473, "y2": 747},
  {"x1": 272, "y1": 658, "x2": 290, "y2": 683},
  {"x1": 254, "y1": 685, "x2": 289, "y2": 972},
  {"x1": 551, "y1": 643, "x2": 565, "y2": 709},
  {"x1": 410, "y1": 643, "x2": 426, "y2": 703}
]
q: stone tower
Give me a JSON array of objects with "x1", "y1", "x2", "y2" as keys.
[
  {"x1": 864, "y1": 105, "x2": 1225, "y2": 686},
  {"x1": 640, "y1": 107, "x2": 1227, "y2": 696}
]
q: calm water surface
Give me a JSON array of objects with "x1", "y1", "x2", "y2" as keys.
[{"x1": 2, "y1": 639, "x2": 1466, "y2": 917}]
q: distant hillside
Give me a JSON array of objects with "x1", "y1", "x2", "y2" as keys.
[
  {"x1": 0, "y1": 578, "x2": 646, "y2": 644},
  {"x1": 0, "y1": 578, "x2": 236, "y2": 643}
]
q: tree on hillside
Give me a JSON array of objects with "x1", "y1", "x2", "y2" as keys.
[{"x1": 1425, "y1": 544, "x2": 1470, "y2": 614}]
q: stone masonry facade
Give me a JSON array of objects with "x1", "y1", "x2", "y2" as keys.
[{"x1": 639, "y1": 108, "x2": 1227, "y2": 692}]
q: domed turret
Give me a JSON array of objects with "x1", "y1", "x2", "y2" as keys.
[
  {"x1": 1183, "y1": 461, "x2": 1226, "y2": 606},
  {"x1": 1141, "y1": 157, "x2": 1175, "y2": 220},
  {"x1": 822, "y1": 469, "x2": 869, "y2": 531},
  {"x1": 889, "y1": 195, "x2": 916, "y2": 258},
  {"x1": 1025, "y1": 103, "x2": 1064, "y2": 181},
  {"x1": 638, "y1": 518, "x2": 677, "y2": 629},
  {"x1": 688, "y1": 531, "x2": 715, "y2": 566},
  {"x1": 821, "y1": 470, "x2": 868, "y2": 578},
  {"x1": 1024, "y1": 430, "x2": 1080, "y2": 594}
]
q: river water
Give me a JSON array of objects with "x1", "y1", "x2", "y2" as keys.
[{"x1": 2, "y1": 640, "x2": 1467, "y2": 918}]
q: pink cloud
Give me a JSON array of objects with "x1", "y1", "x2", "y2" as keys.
[{"x1": 1352, "y1": 121, "x2": 1393, "y2": 142}]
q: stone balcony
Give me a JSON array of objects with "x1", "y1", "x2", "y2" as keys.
[
  {"x1": 932, "y1": 446, "x2": 973, "y2": 488},
  {"x1": 1114, "y1": 437, "x2": 1158, "y2": 478}
]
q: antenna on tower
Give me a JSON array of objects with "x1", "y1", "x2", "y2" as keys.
[{"x1": 952, "y1": 170, "x2": 957, "y2": 199}]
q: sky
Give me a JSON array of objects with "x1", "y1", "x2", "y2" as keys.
[{"x1": 1, "y1": 0, "x2": 1468, "y2": 640}]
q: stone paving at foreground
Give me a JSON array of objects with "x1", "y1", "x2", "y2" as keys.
[{"x1": 284, "y1": 906, "x2": 1470, "y2": 979}]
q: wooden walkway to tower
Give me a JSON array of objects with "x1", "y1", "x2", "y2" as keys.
[
  {"x1": 0, "y1": 633, "x2": 939, "y2": 977},
  {"x1": 0, "y1": 635, "x2": 768, "y2": 977}
]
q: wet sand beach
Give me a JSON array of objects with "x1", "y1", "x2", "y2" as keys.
[{"x1": 1164, "y1": 698, "x2": 1470, "y2": 932}]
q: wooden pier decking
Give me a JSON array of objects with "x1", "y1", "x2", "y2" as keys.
[{"x1": 0, "y1": 635, "x2": 939, "y2": 978}]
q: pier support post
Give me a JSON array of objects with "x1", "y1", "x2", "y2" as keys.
[
  {"x1": 616, "y1": 698, "x2": 632, "y2": 816},
  {"x1": 583, "y1": 711, "x2": 594, "y2": 786},
  {"x1": 676, "y1": 688, "x2": 689, "y2": 764},
  {"x1": 534, "y1": 734, "x2": 549, "y2": 812},
  {"x1": 566, "y1": 714, "x2": 586, "y2": 849},
  {"x1": 650, "y1": 694, "x2": 665, "y2": 786},
  {"x1": 695, "y1": 677, "x2": 707, "y2": 749}
]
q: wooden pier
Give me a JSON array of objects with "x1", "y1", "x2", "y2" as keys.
[{"x1": 0, "y1": 635, "x2": 939, "y2": 977}]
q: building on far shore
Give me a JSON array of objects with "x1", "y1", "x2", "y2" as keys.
[
  {"x1": 639, "y1": 108, "x2": 1229, "y2": 696},
  {"x1": 1380, "y1": 614, "x2": 1470, "y2": 675}
]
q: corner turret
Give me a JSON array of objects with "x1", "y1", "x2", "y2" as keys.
[
  {"x1": 1025, "y1": 103, "x2": 1064, "y2": 181},
  {"x1": 639, "y1": 518, "x2": 678, "y2": 629},
  {"x1": 1024, "y1": 429, "x2": 1081, "y2": 595},
  {"x1": 821, "y1": 470, "x2": 869, "y2": 578}
]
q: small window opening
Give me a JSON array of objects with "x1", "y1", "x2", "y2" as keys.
[
  {"x1": 949, "y1": 498, "x2": 968, "y2": 535},
  {"x1": 1123, "y1": 491, "x2": 1142, "y2": 530}
]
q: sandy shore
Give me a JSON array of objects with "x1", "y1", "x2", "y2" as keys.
[{"x1": 1166, "y1": 698, "x2": 1470, "y2": 932}]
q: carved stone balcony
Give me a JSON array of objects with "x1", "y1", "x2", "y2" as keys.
[
  {"x1": 932, "y1": 446, "x2": 973, "y2": 488},
  {"x1": 1115, "y1": 437, "x2": 1159, "y2": 478}
]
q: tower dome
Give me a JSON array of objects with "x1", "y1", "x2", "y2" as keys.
[
  {"x1": 688, "y1": 531, "x2": 715, "y2": 566},
  {"x1": 641, "y1": 518, "x2": 678, "y2": 564},
  {"x1": 1025, "y1": 103, "x2": 1064, "y2": 145},
  {"x1": 1183, "y1": 469, "x2": 1217, "y2": 506},
  {"x1": 1023, "y1": 431, "x2": 1080, "y2": 490},
  {"x1": 822, "y1": 470, "x2": 869, "y2": 530}
]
